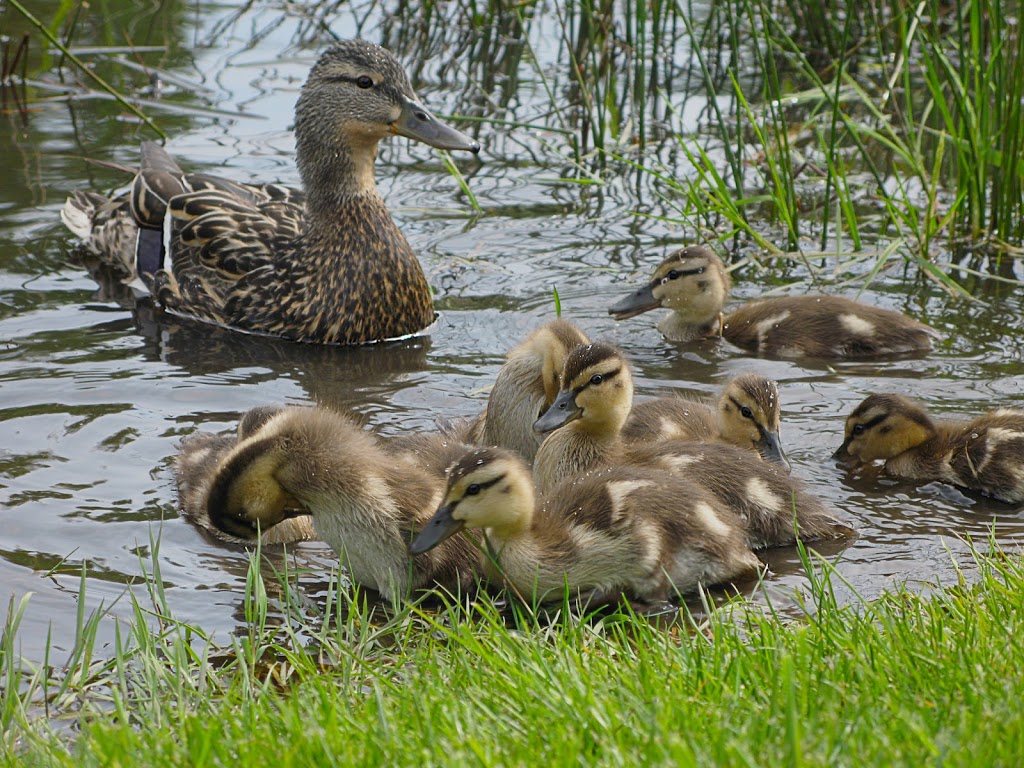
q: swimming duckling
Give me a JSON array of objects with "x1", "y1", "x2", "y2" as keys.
[
  {"x1": 63, "y1": 40, "x2": 480, "y2": 345},
  {"x1": 623, "y1": 372, "x2": 790, "y2": 471},
  {"x1": 835, "y1": 393, "x2": 1024, "y2": 504},
  {"x1": 175, "y1": 406, "x2": 481, "y2": 603},
  {"x1": 461, "y1": 319, "x2": 591, "y2": 461},
  {"x1": 409, "y1": 447, "x2": 762, "y2": 604},
  {"x1": 534, "y1": 342, "x2": 851, "y2": 547},
  {"x1": 608, "y1": 246, "x2": 938, "y2": 358}
]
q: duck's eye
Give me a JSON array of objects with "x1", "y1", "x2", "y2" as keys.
[
  {"x1": 740, "y1": 406, "x2": 753, "y2": 419},
  {"x1": 590, "y1": 373, "x2": 604, "y2": 385},
  {"x1": 852, "y1": 424, "x2": 866, "y2": 436},
  {"x1": 356, "y1": 75, "x2": 374, "y2": 89},
  {"x1": 667, "y1": 269, "x2": 681, "y2": 280},
  {"x1": 465, "y1": 483, "x2": 481, "y2": 496}
]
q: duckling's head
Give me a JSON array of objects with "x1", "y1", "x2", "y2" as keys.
[
  {"x1": 533, "y1": 342, "x2": 634, "y2": 437},
  {"x1": 526, "y1": 319, "x2": 592, "y2": 404},
  {"x1": 718, "y1": 373, "x2": 791, "y2": 472},
  {"x1": 409, "y1": 447, "x2": 534, "y2": 555},
  {"x1": 608, "y1": 246, "x2": 731, "y2": 326},
  {"x1": 295, "y1": 40, "x2": 479, "y2": 205},
  {"x1": 834, "y1": 393, "x2": 936, "y2": 463}
]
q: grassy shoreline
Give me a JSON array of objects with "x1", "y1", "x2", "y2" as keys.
[{"x1": 4, "y1": 543, "x2": 1023, "y2": 765}]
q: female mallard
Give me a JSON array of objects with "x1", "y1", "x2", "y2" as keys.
[
  {"x1": 533, "y1": 342, "x2": 852, "y2": 547},
  {"x1": 622, "y1": 372, "x2": 790, "y2": 471},
  {"x1": 175, "y1": 405, "x2": 481, "y2": 604},
  {"x1": 409, "y1": 447, "x2": 762, "y2": 604},
  {"x1": 62, "y1": 39, "x2": 480, "y2": 345},
  {"x1": 608, "y1": 246, "x2": 938, "y2": 358},
  {"x1": 834, "y1": 393, "x2": 1024, "y2": 504}
]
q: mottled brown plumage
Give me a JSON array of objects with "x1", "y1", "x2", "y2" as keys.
[
  {"x1": 609, "y1": 246, "x2": 938, "y2": 358},
  {"x1": 175, "y1": 406, "x2": 481, "y2": 603},
  {"x1": 62, "y1": 40, "x2": 479, "y2": 345},
  {"x1": 409, "y1": 447, "x2": 762, "y2": 603},
  {"x1": 835, "y1": 393, "x2": 1024, "y2": 504},
  {"x1": 533, "y1": 342, "x2": 852, "y2": 548}
]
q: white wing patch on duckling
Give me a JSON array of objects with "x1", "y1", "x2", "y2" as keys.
[
  {"x1": 745, "y1": 477, "x2": 784, "y2": 513},
  {"x1": 658, "y1": 417, "x2": 685, "y2": 439},
  {"x1": 606, "y1": 479, "x2": 654, "y2": 522},
  {"x1": 755, "y1": 311, "x2": 792, "y2": 348},
  {"x1": 839, "y1": 313, "x2": 876, "y2": 337},
  {"x1": 693, "y1": 501, "x2": 734, "y2": 539},
  {"x1": 657, "y1": 454, "x2": 700, "y2": 473}
]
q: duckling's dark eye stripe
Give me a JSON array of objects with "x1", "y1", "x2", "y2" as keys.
[
  {"x1": 854, "y1": 413, "x2": 888, "y2": 433},
  {"x1": 573, "y1": 366, "x2": 620, "y2": 394},
  {"x1": 653, "y1": 266, "x2": 704, "y2": 285},
  {"x1": 453, "y1": 474, "x2": 504, "y2": 506}
]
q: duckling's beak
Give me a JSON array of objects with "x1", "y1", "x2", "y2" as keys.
[
  {"x1": 832, "y1": 437, "x2": 854, "y2": 463},
  {"x1": 608, "y1": 283, "x2": 660, "y2": 320},
  {"x1": 391, "y1": 99, "x2": 480, "y2": 153},
  {"x1": 409, "y1": 503, "x2": 464, "y2": 556},
  {"x1": 534, "y1": 390, "x2": 582, "y2": 434},
  {"x1": 760, "y1": 431, "x2": 792, "y2": 474}
]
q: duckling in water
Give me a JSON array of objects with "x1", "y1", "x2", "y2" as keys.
[
  {"x1": 533, "y1": 342, "x2": 852, "y2": 547},
  {"x1": 409, "y1": 447, "x2": 762, "y2": 604},
  {"x1": 460, "y1": 319, "x2": 591, "y2": 461},
  {"x1": 835, "y1": 393, "x2": 1024, "y2": 504},
  {"x1": 62, "y1": 40, "x2": 480, "y2": 345},
  {"x1": 608, "y1": 246, "x2": 938, "y2": 358},
  {"x1": 623, "y1": 372, "x2": 790, "y2": 471},
  {"x1": 175, "y1": 406, "x2": 480, "y2": 604}
]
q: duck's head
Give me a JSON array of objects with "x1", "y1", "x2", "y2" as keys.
[
  {"x1": 833, "y1": 393, "x2": 935, "y2": 463},
  {"x1": 608, "y1": 246, "x2": 730, "y2": 326},
  {"x1": 527, "y1": 319, "x2": 592, "y2": 405},
  {"x1": 533, "y1": 342, "x2": 634, "y2": 437},
  {"x1": 295, "y1": 40, "x2": 479, "y2": 203},
  {"x1": 409, "y1": 448, "x2": 534, "y2": 555},
  {"x1": 718, "y1": 373, "x2": 791, "y2": 472}
]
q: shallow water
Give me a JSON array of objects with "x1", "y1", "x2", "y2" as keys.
[{"x1": 2, "y1": 0, "x2": 1024, "y2": 661}]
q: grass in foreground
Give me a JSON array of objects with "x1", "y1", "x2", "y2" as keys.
[{"x1": 3, "y1": 542, "x2": 1024, "y2": 766}]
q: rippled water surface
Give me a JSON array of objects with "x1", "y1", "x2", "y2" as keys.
[{"x1": 3, "y1": 0, "x2": 1024, "y2": 660}]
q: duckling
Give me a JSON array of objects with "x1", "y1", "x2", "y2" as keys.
[
  {"x1": 62, "y1": 40, "x2": 480, "y2": 345},
  {"x1": 608, "y1": 246, "x2": 938, "y2": 358},
  {"x1": 534, "y1": 342, "x2": 851, "y2": 547},
  {"x1": 409, "y1": 447, "x2": 762, "y2": 604},
  {"x1": 461, "y1": 319, "x2": 591, "y2": 461},
  {"x1": 834, "y1": 393, "x2": 1024, "y2": 504},
  {"x1": 175, "y1": 406, "x2": 481, "y2": 604},
  {"x1": 622, "y1": 372, "x2": 790, "y2": 471}
]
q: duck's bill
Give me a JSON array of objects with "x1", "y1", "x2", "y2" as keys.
[
  {"x1": 534, "y1": 390, "x2": 582, "y2": 434},
  {"x1": 409, "y1": 504, "x2": 465, "y2": 556},
  {"x1": 832, "y1": 439, "x2": 854, "y2": 463},
  {"x1": 392, "y1": 100, "x2": 480, "y2": 153},
  {"x1": 760, "y1": 431, "x2": 792, "y2": 474},
  {"x1": 608, "y1": 284, "x2": 660, "y2": 320}
]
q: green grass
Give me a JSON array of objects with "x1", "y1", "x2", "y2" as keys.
[{"x1": 4, "y1": 542, "x2": 1024, "y2": 765}]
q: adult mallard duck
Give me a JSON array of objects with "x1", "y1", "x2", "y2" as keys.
[
  {"x1": 175, "y1": 405, "x2": 481, "y2": 604},
  {"x1": 608, "y1": 246, "x2": 938, "y2": 358},
  {"x1": 834, "y1": 393, "x2": 1024, "y2": 504},
  {"x1": 62, "y1": 39, "x2": 480, "y2": 345},
  {"x1": 409, "y1": 446, "x2": 762, "y2": 604},
  {"x1": 532, "y1": 342, "x2": 852, "y2": 547},
  {"x1": 622, "y1": 372, "x2": 790, "y2": 471}
]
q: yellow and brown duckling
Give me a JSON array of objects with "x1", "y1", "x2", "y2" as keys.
[
  {"x1": 533, "y1": 342, "x2": 852, "y2": 548},
  {"x1": 175, "y1": 405, "x2": 481, "y2": 603},
  {"x1": 608, "y1": 246, "x2": 938, "y2": 358},
  {"x1": 409, "y1": 447, "x2": 762, "y2": 604},
  {"x1": 622, "y1": 372, "x2": 790, "y2": 471},
  {"x1": 460, "y1": 319, "x2": 591, "y2": 461},
  {"x1": 63, "y1": 40, "x2": 479, "y2": 345},
  {"x1": 835, "y1": 393, "x2": 1024, "y2": 504}
]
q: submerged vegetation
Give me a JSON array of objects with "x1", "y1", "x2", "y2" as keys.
[{"x1": 4, "y1": 543, "x2": 1024, "y2": 763}]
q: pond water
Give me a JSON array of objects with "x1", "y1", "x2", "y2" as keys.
[{"x1": 2, "y1": 0, "x2": 1023, "y2": 661}]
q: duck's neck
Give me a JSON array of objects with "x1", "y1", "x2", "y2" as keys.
[
  {"x1": 533, "y1": 425, "x2": 623, "y2": 494},
  {"x1": 658, "y1": 311, "x2": 720, "y2": 342},
  {"x1": 297, "y1": 131, "x2": 383, "y2": 217}
]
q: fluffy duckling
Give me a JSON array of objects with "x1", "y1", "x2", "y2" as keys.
[
  {"x1": 461, "y1": 319, "x2": 591, "y2": 461},
  {"x1": 533, "y1": 342, "x2": 851, "y2": 547},
  {"x1": 608, "y1": 246, "x2": 938, "y2": 358},
  {"x1": 835, "y1": 394, "x2": 1024, "y2": 504},
  {"x1": 409, "y1": 447, "x2": 762, "y2": 604},
  {"x1": 63, "y1": 40, "x2": 480, "y2": 345},
  {"x1": 622, "y1": 372, "x2": 790, "y2": 471},
  {"x1": 175, "y1": 406, "x2": 480, "y2": 603}
]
